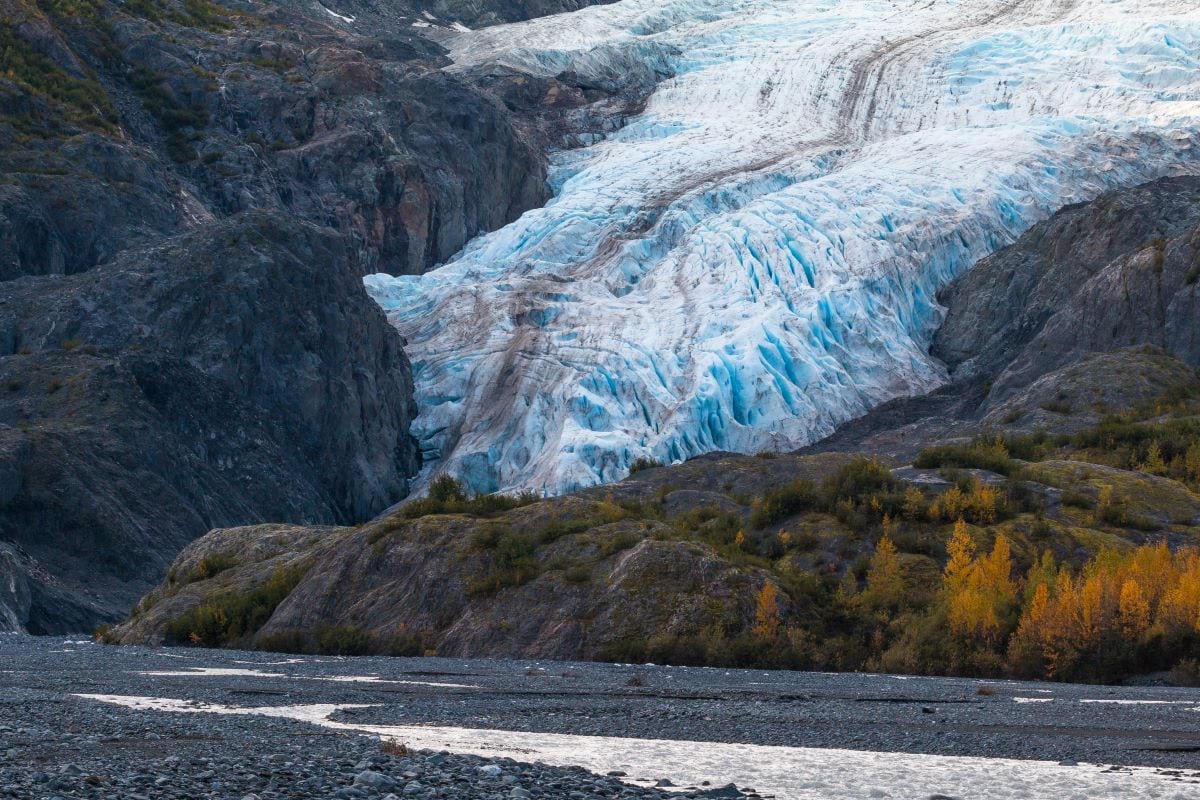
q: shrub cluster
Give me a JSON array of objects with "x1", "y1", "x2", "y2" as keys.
[
  {"x1": 0, "y1": 22, "x2": 116, "y2": 135},
  {"x1": 913, "y1": 438, "x2": 1023, "y2": 476},
  {"x1": 257, "y1": 625, "x2": 424, "y2": 657},
  {"x1": 750, "y1": 458, "x2": 900, "y2": 529},
  {"x1": 164, "y1": 565, "x2": 306, "y2": 647},
  {"x1": 396, "y1": 475, "x2": 539, "y2": 520}
]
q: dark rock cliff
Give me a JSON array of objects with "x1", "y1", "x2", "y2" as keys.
[
  {"x1": 934, "y1": 175, "x2": 1200, "y2": 404},
  {"x1": 0, "y1": 0, "x2": 549, "y2": 281},
  {"x1": 0, "y1": 214, "x2": 419, "y2": 629},
  {"x1": 0, "y1": 0, "x2": 625, "y2": 632}
]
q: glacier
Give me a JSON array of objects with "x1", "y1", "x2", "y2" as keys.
[{"x1": 365, "y1": 0, "x2": 1200, "y2": 495}]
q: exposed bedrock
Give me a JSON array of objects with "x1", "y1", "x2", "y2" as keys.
[
  {"x1": 0, "y1": 0, "x2": 649, "y2": 631},
  {"x1": 0, "y1": 213, "x2": 418, "y2": 630}
]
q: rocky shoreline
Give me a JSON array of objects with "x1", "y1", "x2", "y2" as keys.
[{"x1": 3, "y1": 636, "x2": 1200, "y2": 800}]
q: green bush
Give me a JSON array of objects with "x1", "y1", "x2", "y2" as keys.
[
  {"x1": 121, "y1": 0, "x2": 236, "y2": 31},
  {"x1": 313, "y1": 624, "x2": 382, "y2": 656},
  {"x1": 914, "y1": 440, "x2": 1021, "y2": 477},
  {"x1": 1061, "y1": 490, "x2": 1094, "y2": 510},
  {"x1": 1171, "y1": 657, "x2": 1200, "y2": 687},
  {"x1": 37, "y1": 0, "x2": 106, "y2": 20},
  {"x1": 1040, "y1": 396, "x2": 1073, "y2": 415},
  {"x1": 396, "y1": 475, "x2": 538, "y2": 520},
  {"x1": 1099, "y1": 502, "x2": 1159, "y2": 531},
  {"x1": 257, "y1": 626, "x2": 424, "y2": 657},
  {"x1": 786, "y1": 530, "x2": 821, "y2": 552},
  {"x1": 562, "y1": 564, "x2": 591, "y2": 584},
  {"x1": 466, "y1": 529, "x2": 540, "y2": 596},
  {"x1": 536, "y1": 517, "x2": 597, "y2": 542},
  {"x1": 1072, "y1": 418, "x2": 1200, "y2": 470},
  {"x1": 750, "y1": 479, "x2": 817, "y2": 528},
  {"x1": 165, "y1": 564, "x2": 306, "y2": 647},
  {"x1": 185, "y1": 553, "x2": 238, "y2": 582},
  {"x1": 596, "y1": 631, "x2": 808, "y2": 671},
  {"x1": 628, "y1": 456, "x2": 663, "y2": 474},
  {"x1": 126, "y1": 65, "x2": 208, "y2": 162},
  {"x1": 821, "y1": 458, "x2": 901, "y2": 507},
  {"x1": 0, "y1": 23, "x2": 116, "y2": 135},
  {"x1": 1186, "y1": 262, "x2": 1200, "y2": 286}
]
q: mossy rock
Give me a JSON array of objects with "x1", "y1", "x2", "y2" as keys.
[{"x1": 1030, "y1": 460, "x2": 1200, "y2": 528}]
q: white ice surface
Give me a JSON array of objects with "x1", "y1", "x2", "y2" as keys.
[
  {"x1": 366, "y1": 0, "x2": 1200, "y2": 494},
  {"x1": 76, "y1": 694, "x2": 1199, "y2": 799}
]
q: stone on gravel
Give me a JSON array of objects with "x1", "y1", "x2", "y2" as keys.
[{"x1": 355, "y1": 769, "x2": 396, "y2": 789}]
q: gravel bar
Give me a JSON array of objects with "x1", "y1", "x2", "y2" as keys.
[{"x1": 2, "y1": 636, "x2": 1199, "y2": 799}]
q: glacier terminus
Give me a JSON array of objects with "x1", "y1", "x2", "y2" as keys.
[{"x1": 364, "y1": 0, "x2": 1200, "y2": 495}]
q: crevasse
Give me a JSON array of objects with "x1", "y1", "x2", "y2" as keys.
[{"x1": 365, "y1": 0, "x2": 1200, "y2": 495}]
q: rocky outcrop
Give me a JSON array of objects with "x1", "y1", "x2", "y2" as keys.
[
  {"x1": 0, "y1": 0, "x2": 653, "y2": 632},
  {"x1": 934, "y1": 175, "x2": 1200, "y2": 405},
  {"x1": 0, "y1": 0, "x2": 549, "y2": 282},
  {"x1": 110, "y1": 455, "x2": 849, "y2": 657},
  {"x1": 0, "y1": 213, "x2": 418, "y2": 630}
]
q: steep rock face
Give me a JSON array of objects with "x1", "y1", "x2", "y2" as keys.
[
  {"x1": 0, "y1": 213, "x2": 418, "y2": 630},
  {"x1": 934, "y1": 176, "x2": 1200, "y2": 403},
  {"x1": 0, "y1": 0, "x2": 630, "y2": 632},
  {"x1": 0, "y1": 0, "x2": 549, "y2": 281}
]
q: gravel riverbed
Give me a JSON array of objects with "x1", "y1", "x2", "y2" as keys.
[{"x1": 1, "y1": 636, "x2": 1198, "y2": 799}]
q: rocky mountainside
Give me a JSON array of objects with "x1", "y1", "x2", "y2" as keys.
[
  {"x1": 112, "y1": 177, "x2": 1200, "y2": 682},
  {"x1": 0, "y1": 214, "x2": 418, "y2": 631},
  {"x1": 0, "y1": 0, "x2": 632, "y2": 632}
]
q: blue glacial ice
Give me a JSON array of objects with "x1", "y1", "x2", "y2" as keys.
[{"x1": 365, "y1": 0, "x2": 1200, "y2": 495}]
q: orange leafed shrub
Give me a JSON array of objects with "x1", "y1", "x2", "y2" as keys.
[
  {"x1": 863, "y1": 533, "x2": 905, "y2": 612},
  {"x1": 944, "y1": 521, "x2": 1017, "y2": 646},
  {"x1": 753, "y1": 582, "x2": 781, "y2": 641},
  {"x1": 1007, "y1": 544, "x2": 1200, "y2": 680}
]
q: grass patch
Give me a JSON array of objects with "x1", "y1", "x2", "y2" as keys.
[
  {"x1": 121, "y1": 0, "x2": 238, "y2": 31},
  {"x1": 164, "y1": 564, "x2": 306, "y2": 647},
  {"x1": 185, "y1": 552, "x2": 238, "y2": 582},
  {"x1": 0, "y1": 23, "x2": 117, "y2": 136},
  {"x1": 396, "y1": 475, "x2": 538, "y2": 520},
  {"x1": 1039, "y1": 395, "x2": 1074, "y2": 415},
  {"x1": 914, "y1": 438, "x2": 1022, "y2": 477}
]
